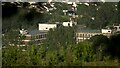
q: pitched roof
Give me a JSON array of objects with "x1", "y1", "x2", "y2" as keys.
[{"x1": 28, "y1": 29, "x2": 47, "y2": 35}]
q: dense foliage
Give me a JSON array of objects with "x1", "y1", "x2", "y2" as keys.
[
  {"x1": 43, "y1": 25, "x2": 75, "y2": 51},
  {"x1": 2, "y1": 39, "x2": 120, "y2": 66},
  {"x1": 2, "y1": 28, "x2": 120, "y2": 66},
  {"x1": 77, "y1": 2, "x2": 119, "y2": 29},
  {"x1": 2, "y1": 2, "x2": 120, "y2": 66}
]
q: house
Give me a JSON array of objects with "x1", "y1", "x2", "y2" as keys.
[
  {"x1": 21, "y1": 29, "x2": 47, "y2": 45},
  {"x1": 113, "y1": 24, "x2": 120, "y2": 32},
  {"x1": 76, "y1": 28, "x2": 114, "y2": 43},
  {"x1": 38, "y1": 24, "x2": 57, "y2": 31},
  {"x1": 62, "y1": 21, "x2": 77, "y2": 27},
  {"x1": 67, "y1": 10, "x2": 77, "y2": 17},
  {"x1": 101, "y1": 29, "x2": 112, "y2": 38},
  {"x1": 76, "y1": 29, "x2": 101, "y2": 43},
  {"x1": 21, "y1": 22, "x2": 78, "y2": 45},
  {"x1": 104, "y1": 24, "x2": 120, "y2": 34}
]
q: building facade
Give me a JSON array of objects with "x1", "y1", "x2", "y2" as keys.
[
  {"x1": 62, "y1": 21, "x2": 77, "y2": 27},
  {"x1": 76, "y1": 28, "x2": 115, "y2": 43},
  {"x1": 76, "y1": 30, "x2": 101, "y2": 43},
  {"x1": 21, "y1": 29, "x2": 47, "y2": 45},
  {"x1": 101, "y1": 29, "x2": 112, "y2": 38},
  {"x1": 113, "y1": 25, "x2": 120, "y2": 32},
  {"x1": 38, "y1": 24, "x2": 57, "y2": 31}
]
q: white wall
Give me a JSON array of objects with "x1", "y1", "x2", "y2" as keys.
[
  {"x1": 102, "y1": 29, "x2": 112, "y2": 34},
  {"x1": 63, "y1": 22, "x2": 72, "y2": 27},
  {"x1": 39, "y1": 24, "x2": 56, "y2": 31},
  {"x1": 67, "y1": 2, "x2": 73, "y2": 4}
]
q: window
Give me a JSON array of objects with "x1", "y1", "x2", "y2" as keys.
[
  {"x1": 68, "y1": 23, "x2": 70, "y2": 26},
  {"x1": 44, "y1": 34, "x2": 47, "y2": 37},
  {"x1": 86, "y1": 34, "x2": 90, "y2": 38},
  {"x1": 72, "y1": 23, "x2": 75, "y2": 26},
  {"x1": 108, "y1": 31, "x2": 110, "y2": 32},
  {"x1": 40, "y1": 35, "x2": 42, "y2": 38},
  {"x1": 39, "y1": 35, "x2": 41, "y2": 39},
  {"x1": 79, "y1": 34, "x2": 83, "y2": 37}
]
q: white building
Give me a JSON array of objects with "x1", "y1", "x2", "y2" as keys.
[
  {"x1": 62, "y1": 21, "x2": 77, "y2": 27},
  {"x1": 101, "y1": 29, "x2": 112, "y2": 34},
  {"x1": 39, "y1": 24, "x2": 57, "y2": 31},
  {"x1": 101, "y1": 29, "x2": 112, "y2": 38},
  {"x1": 113, "y1": 25, "x2": 120, "y2": 32},
  {"x1": 67, "y1": 2, "x2": 73, "y2": 4},
  {"x1": 76, "y1": 29, "x2": 101, "y2": 43}
]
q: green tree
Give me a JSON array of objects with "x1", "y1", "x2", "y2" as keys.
[
  {"x1": 44, "y1": 25, "x2": 75, "y2": 51},
  {"x1": 73, "y1": 41, "x2": 95, "y2": 63},
  {"x1": 118, "y1": 1, "x2": 120, "y2": 24},
  {"x1": 89, "y1": 35, "x2": 110, "y2": 60},
  {"x1": 77, "y1": 2, "x2": 118, "y2": 29},
  {"x1": 109, "y1": 34, "x2": 120, "y2": 58}
]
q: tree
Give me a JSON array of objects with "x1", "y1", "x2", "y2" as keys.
[
  {"x1": 89, "y1": 35, "x2": 110, "y2": 60},
  {"x1": 109, "y1": 34, "x2": 120, "y2": 58},
  {"x1": 77, "y1": 2, "x2": 118, "y2": 29},
  {"x1": 43, "y1": 26, "x2": 75, "y2": 51},
  {"x1": 118, "y1": 1, "x2": 120, "y2": 24},
  {"x1": 73, "y1": 41, "x2": 95, "y2": 63},
  {"x1": 2, "y1": 2, "x2": 54, "y2": 33}
]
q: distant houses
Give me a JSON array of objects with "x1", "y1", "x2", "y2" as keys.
[
  {"x1": 20, "y1": 23, "x2": 120, "y2": 45},
  {"x1": 38, "y1": 21, "x2": 77, "y2": 31},
  {"x1": 20, "y1": 21, "x2": 77, "y2": 45},
  {"x1": 76, "y1": 24, "x2": 120, "y2": 43}
]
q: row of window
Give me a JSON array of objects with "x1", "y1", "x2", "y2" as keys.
[
  {"x1": 77, "y1": 39, "x2": 84, "y2": 42},
  {"x1": 76, "y1": 33, "x2": 100, "y2": 38},
  {"x1": 34, "y1": 34, "x2": 47, "y2": 39},
  {"x1": 76, "y1": 33, "x2": 101, "y2": 43}
]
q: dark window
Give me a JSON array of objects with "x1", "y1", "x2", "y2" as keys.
[
  {"x1": 72, "y1": 23, "x2": 75, "y2": 26},
  {"x1": 68, "y1": 23, "x2": 70, "y2": 26},
  {"x1": 40, "y1": 35, "x2": 42, "y2": 38}
]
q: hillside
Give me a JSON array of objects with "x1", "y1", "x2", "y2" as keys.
[{"x1": 2, "y1": 2, "x2": 120, "y2": 33}]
